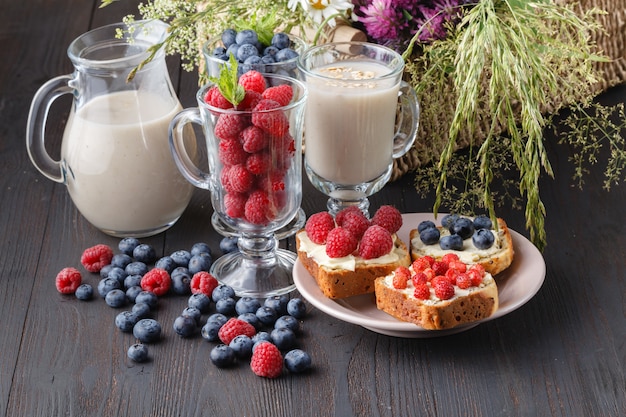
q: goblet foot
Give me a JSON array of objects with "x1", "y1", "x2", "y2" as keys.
[{"x1": 211, "y1": 208, "x2": 306, "y2": 240}]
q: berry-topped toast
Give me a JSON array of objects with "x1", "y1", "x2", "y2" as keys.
[
  {"x1": 409, "y1": 214, "x2": 514, "y2": 276},
  {"x1": 295, "y1": 206, "x2": 411, "y2": 299},
  {"x1": 374, "y1": 254, "x2": 499, "y2": 330}
]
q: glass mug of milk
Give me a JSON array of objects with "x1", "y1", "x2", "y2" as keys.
[
  {"x1": 297, "y1": 42, "x2": 419, "y2": 216},
  {"x1": 26, "y1": 20, "x2": 194, "y2": 237}
]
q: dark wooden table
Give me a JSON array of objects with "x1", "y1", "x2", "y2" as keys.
[{"x1": 1, "y1": 1, "x2": 625, "y2": 416}]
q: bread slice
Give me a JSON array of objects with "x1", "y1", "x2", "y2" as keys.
[
  {"x1": 374, "y1": 266, "x2": 498, "y2": 330},
  {"x1": 295, "y1": 231, "x2": 411, "y2": 299},
  {"x1": 409, "y1": 217, "x2": 514, "y2": 275}
]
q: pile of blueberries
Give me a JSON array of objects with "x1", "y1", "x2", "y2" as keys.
[
  {"x1": 417, "y1": 213, "x2": 495, "y2": 250},
  {"x1": 73, "y1": 235, "x2": 312, "y2": 375},
  {"x1": 206, "y1": 28, "x2": 301, "y2": 77}
]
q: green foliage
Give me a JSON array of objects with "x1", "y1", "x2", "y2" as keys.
[{"x1": 210, "y1": 55, "x2": 245, "y2": 106}]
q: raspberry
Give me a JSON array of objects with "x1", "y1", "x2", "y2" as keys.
[
  {"x1": 252, "y1": 100, "x2": 289, "y2": 137},
  {"x1": 218, "y1": 138, "x2": 248, "y2": 166},
  {"x1": 304, "y1": 212, "x2": 335, "y2": 244},
  {"x1": 414, "y1": 284, "x2": 431, "y2": 300},
  {"x1": 468, "y1": 268, "x2": 484, "y2": 287},
  {"x1": 55, "y1": 267, "x2": 82, "y2": 294},
  {"x1": 261, "y1": 84, "x2": 293, "y2": 106},
  {"x1": 433, "y1": 278, "x2": 455, "y2": 300},
  {"x1": 371, "y1": 205, "x2": 403, "y2": 234},
  {"x1": 218, "y1": 318, "x2": 256, "y2": 345},
  {"x1": 335, "y1": 206, "x2": 363, "y2": 225},
  {"x1": 204, "y1": 85, "x2": 233, "y2": 109},
  {"x1": 422, "y1": 267, "x2": 436, "y2": 281},
  {"x1": 431, "y1": 260, "x2": 448, "y2": 276},
  {"x1": 325, "y1": 227, "x2": 358, "y2": 258},
  {"x1": 448, "y1": 260, "x2": 467, "y2": 273},
  {"x1": 237, "y1": 90, "x2": 263, "y2": 110},
  {"x1": 190, "y1": 271, "x2": 219, "y2": 297},
  {"x1": 412, "y1": 256, "x2": 433, "y2": 272},
  {"x1": 445, "y1": 268, "x2": 459, "y2": 285},
  {"x1": 140, "y1": 268, "x2": 171, "y2": 296},
  {"x1": 214, "y1": 113, "x2": 246, "y2": 141},
  {"x1": 456, "y1": 272, "x2": 472, "y2": 289},
  {"x1": 241, "y1": 125, "x2": 269, "y2": 153},
  {"x1": 337, "y1": 210, "x2": 370, "y2": 240},
  {"x1": 224, "y1": 192, "x2": 247, "y2": 218},
  {"x1": 250, "y1": 341, "x2": 283, "y2": 378},
  {"x1": 244, "y1": 190, "x2": 272, "y2": 225},
  {"x1": 227, "y1": 164, "x2": 255, "y2": 193},
  {"x1": 392, "y1": 266, "x2": 410, "y2": 289},
  {"x1": 441, "y1": 253, "x2": 460, "y2": 264},
  {"x1": 358, "y1": 225, "x2": 393, "y2": 259},
  {"x1": 81, "y1": 244, "x2": 114, "y2": 273},
  {"x1": 412, "y1": 271, "x2": 428, "y2": 287},
  {"x1": 246, "y1": 152, "x2": 271, "y2": 175},
  {"x1": 239, "y1": 70, "x2": 267, "y2": 94},
  {"x1": 469, "y1": 263, "x2": 486, "y2": 277}
]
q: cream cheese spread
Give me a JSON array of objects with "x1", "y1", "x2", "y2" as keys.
[{"x1": 411, "y1": 228, "x2": 503, "y2": 263}]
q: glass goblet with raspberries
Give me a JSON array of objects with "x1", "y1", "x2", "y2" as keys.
[{"x1": 169, "y1": 70, "x2": 307, "y2": 297}]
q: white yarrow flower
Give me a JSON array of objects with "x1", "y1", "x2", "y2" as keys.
[{"x1": 288, "y1": 0, "x2": 354, "y2": 27}]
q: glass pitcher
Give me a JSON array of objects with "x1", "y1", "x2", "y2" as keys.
[{"x1": 26, "y1": 20, "x2": 194, "y2": 237}]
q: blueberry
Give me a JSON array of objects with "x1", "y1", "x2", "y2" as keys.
[
  {"x1": 115, "y1": 311, "x2": 139, "y2": 332},
  {"x1": 275, "y1": 315, "x2": 300, "y2": 333},
  {"x1": 97, "y1": 278, "x2": 121, "y2": 298},
  {"x1": 111, "y1": 253, "x2": 133, "y2": 269},
  {"x1": 181, "y1": 306, "x2": 202, "y2": 326},
  {"x1": 236, "y1": 297, "x2": 261, "y2": 315},
  {"x1": 155, "y1": 256, "x2": 176, "y2": 274},
  {"x1": 440, "y1": 234, "x2": 464, "y2": 251},
  {"x1": 188, "y1": 293, "x2": 212, "y2": 313},
  {"x1": 251, "y1": 331, "x2": 272, "y2": 346},
  {"x1": 201, "y1": 315, "x2": 227, "y2": 342},
  {"x1": 132, "y1": 302, "x2": 151, "y2": 319},
  {"x1": 125, "y1": 261, "x2": 148, "y2": 276},
  {"x1": 188, "y1": 253, "x2": 212, "y2": 275},
  {"x1": 287, "y1": 298, "x2": 306, "y2": 319},
  {"x1": 473, "y1": 214, "x2": 493, "y2": 230},
  {"x1": 127, "y1": 343, "x2": 149, "y2": 363},
  {"x1": 271, "y1": 32, "x2": 291, "y2": 50},
  {"x1": 133, "y1": 244, "x2": 157, "y2": 264},
  {"x1": 105, "y1": 289, "x2": 127, "y2": 308},
  {"x1": 420, "y1": 227, "x2": 440, "y2": 245},
  {"x1": 242, "y1": 55, "x2": 264, "y2": 73},
  {"x1": 135, "y1": 291, "x2": 158, "y2": 309},
  {"x1": 256, "y1": 306, "x2": 278, "y2": 326},
  {"x1": 123, "y1": 274, "x2": 142, "y2": 290},
  {"x1": 284, "y1": 349, "x2": 312, "y2": 373},
  {"x1": 225, "y1": 43, "x2": 239, "y2": 59},
  {"x1": 271, "y1": 327, "x2": 297, "y2": 351},
  {"x1": 417, "y1": 220, "x2": 436, "y2": 233},
  {"x1": 275, "y1": 48, "x2": 298, "y2": 63},
  {"x1": 472, "y1": 228, "x2": 495, "y2": 250},
  {"x1": 441, "y1": 214, "x2": 460, "y2": 229},
  {"x1": 191, "y1": 242, "x2": 212, "y2": 257},
  {"x1": 119, "y1": 237, "x2": 140, "y2": 256},
  {"x1": 206, "y1": 313, "x2": 229, "y2": 327},
  {"x1": 212, "y1": 284, "x2": 236, "y2": 302},
  {"x1": 219, "y1": 237, "x2": 239, "y2": 255},
  {"x1": 125, "y1": 285, "x2": 143, "y2": 303},
  {"x1": 264, "y1": 295, "x2": 289, "y2": 316},
  {"x1": 238, "y1": 312, "x2": 261, "y2": 329},
  {"x1": 133, "y1": 318, "x2": 162, "y2": 343},
  {"x1": 450, "y1": 217, "x2": 475, "y2": 239},
  {"x1": 215, "y1": 297, "x2": 236, "y2": 315},
  {"x1": 107, "y1": 267, "x2": 128, "y2": 286},
  {"x1": 99, "y1": 264, "x2": 114, "y2": 279},
  {"x1": 263, "y1": 45, "x2": 279, "y2": 57},
  {"x1": 235, "y1": 29, "x2": 258, "y2": 46},
  {"x1": 210, "y1": 344, "x2": 236, "y2": 367},
  {"x1": 75, "y1": 284, "x2": 93, "y2": 301},
  {"x1": 173, "y1": 316, "x2": 197, "y2": 338},
  {"x1": 211, "y1": 46, "x2": 227, "y2": 58},
  {"x1": 170, "y1": 250, "x2": 191, "y2": 267},
  {"x1": 236, "y1": 43, "x2": 259, "y2": 63},
  {"x1": 229, "y1": 335, "x2": 254, "y2": 359},
  {"x1": 221, "y1": 28, "x2": 237, "y2": 48},
  {"x1": 171, "y1": 267, "x2": 192, "y2": 295}
]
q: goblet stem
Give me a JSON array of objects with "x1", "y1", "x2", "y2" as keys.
[{"x1": 327, "y1": 196, "x2": 370, "y2": 218}]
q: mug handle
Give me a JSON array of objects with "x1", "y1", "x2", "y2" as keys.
[
  {"x1": 26, "y1": 75, "x2": 73, "y2": 183},
  {"x1": 392, "y1": 80, "x2": 420, "y2": 159},
  {"x1": 169, "y1": 108, "x2": 211, "y2": 190}
]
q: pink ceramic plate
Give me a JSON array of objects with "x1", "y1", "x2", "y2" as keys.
[{"x1": 293, "y1": 213, "x2": 546, "y2": 338}]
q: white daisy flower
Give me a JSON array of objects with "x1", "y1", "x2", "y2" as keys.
[{"x1": 288, "y1": 0, "x2": 354, "y2": 27}]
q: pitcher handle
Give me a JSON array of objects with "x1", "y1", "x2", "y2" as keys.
[
  {"x1": 26, "y1": 75, "x2": 73, "y2": 183},
  {"x1": 392, "y1": 80, "x2": 420, "y2": 159},
  {"x1": 169, "y1": 107, "x2": 211, "y2": 190}
]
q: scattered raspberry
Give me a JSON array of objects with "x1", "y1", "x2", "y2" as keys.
[
  {"x1": 371, "y1": 205, "x2": 403, "y2": 234},
  {"x1": 190, "y1": 271, "x2": 219, "y2": 297},
  {"x1": 250, "y1": 341, "x2": 283, "y2": 378},
  {"x1": 224, "y1": 192, "x2": 247, "y2": 219},
  {"x1": 80, "y1": 244, "x2": 114, "y2": 273},
  {"x1": 227, "y1": 164, "x2": 255, "y2": 193},
  {"x1": 262, "y1": 84, "x2": 293, "y2": 107},
  {"x1": 304, "y1": 212, "x2": 335, "y2": 244},
  {"x1": 337, "y1": 210, "x2": 370, "y2": 240},
  {"x1": 244, "y1": 190, "x2": 272, "y2": 225},
  {"x1": 252, "y1": 99, "x2": 289, "y2": 137},
  {"x1": 433, "y1": 278, "x2": 455, "y2": 300},
  {"x1": 412, "y1": 271, "x2": 428, "y2": 287},
  {"x1": 237, "y1": 90, "x2": 263, "y2": 110},
  {"x1": 431, "y1": 260, "x2": 448, "y2": 276},
  {"x1": 241, "y1": 125, "x2": 269, "y2": 153},
  {"x1": 140, "y1": 268, "x2": 171, "y2": 296},
  {"x1": 55, "y1": 267, "x2": 82, "y2": 294},
  {"x1": 325, "y1": 227, "x2": 358, "y2": 258},
  {"x1": 204, "y1": 85, "x2": 233, "y2": 109},
  {"x1": 392, "y1": 266, "x2": 411, "y2": 289},
  {"x1": 455, "y1": 273, "x2": 472, "y2": 289},
  {"x1": 239, "y1": 70, "x2": 267, "y2": 94},
  {"x1": 358, "y1": 225, "x2": 393, "y2": 259},
  {"x1": 214, "y1": 114, "x2": 246, "y2": 141},
  {"x1": 246, "y1": 152, "x2": 271, "y2": 175},
  {"x1": 218, "y1": 318, "x2": 256, "y2": 345},
  {"x1": 334, "y1": 206, "x2": 363, "y2": 226},
  {"x1": 412, "y1": 256, "x2": 434, "y2": 272},
  {"x1": 414, "y1": 284, "x2": 431, "y2": 300},
  {"x1": 218, "y1": 138, "x2": 248, "y2": 166}
]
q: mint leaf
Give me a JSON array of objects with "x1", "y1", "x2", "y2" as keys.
[{"x1": 210, "y1": 55, "x2": 245, "y2": 106}]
